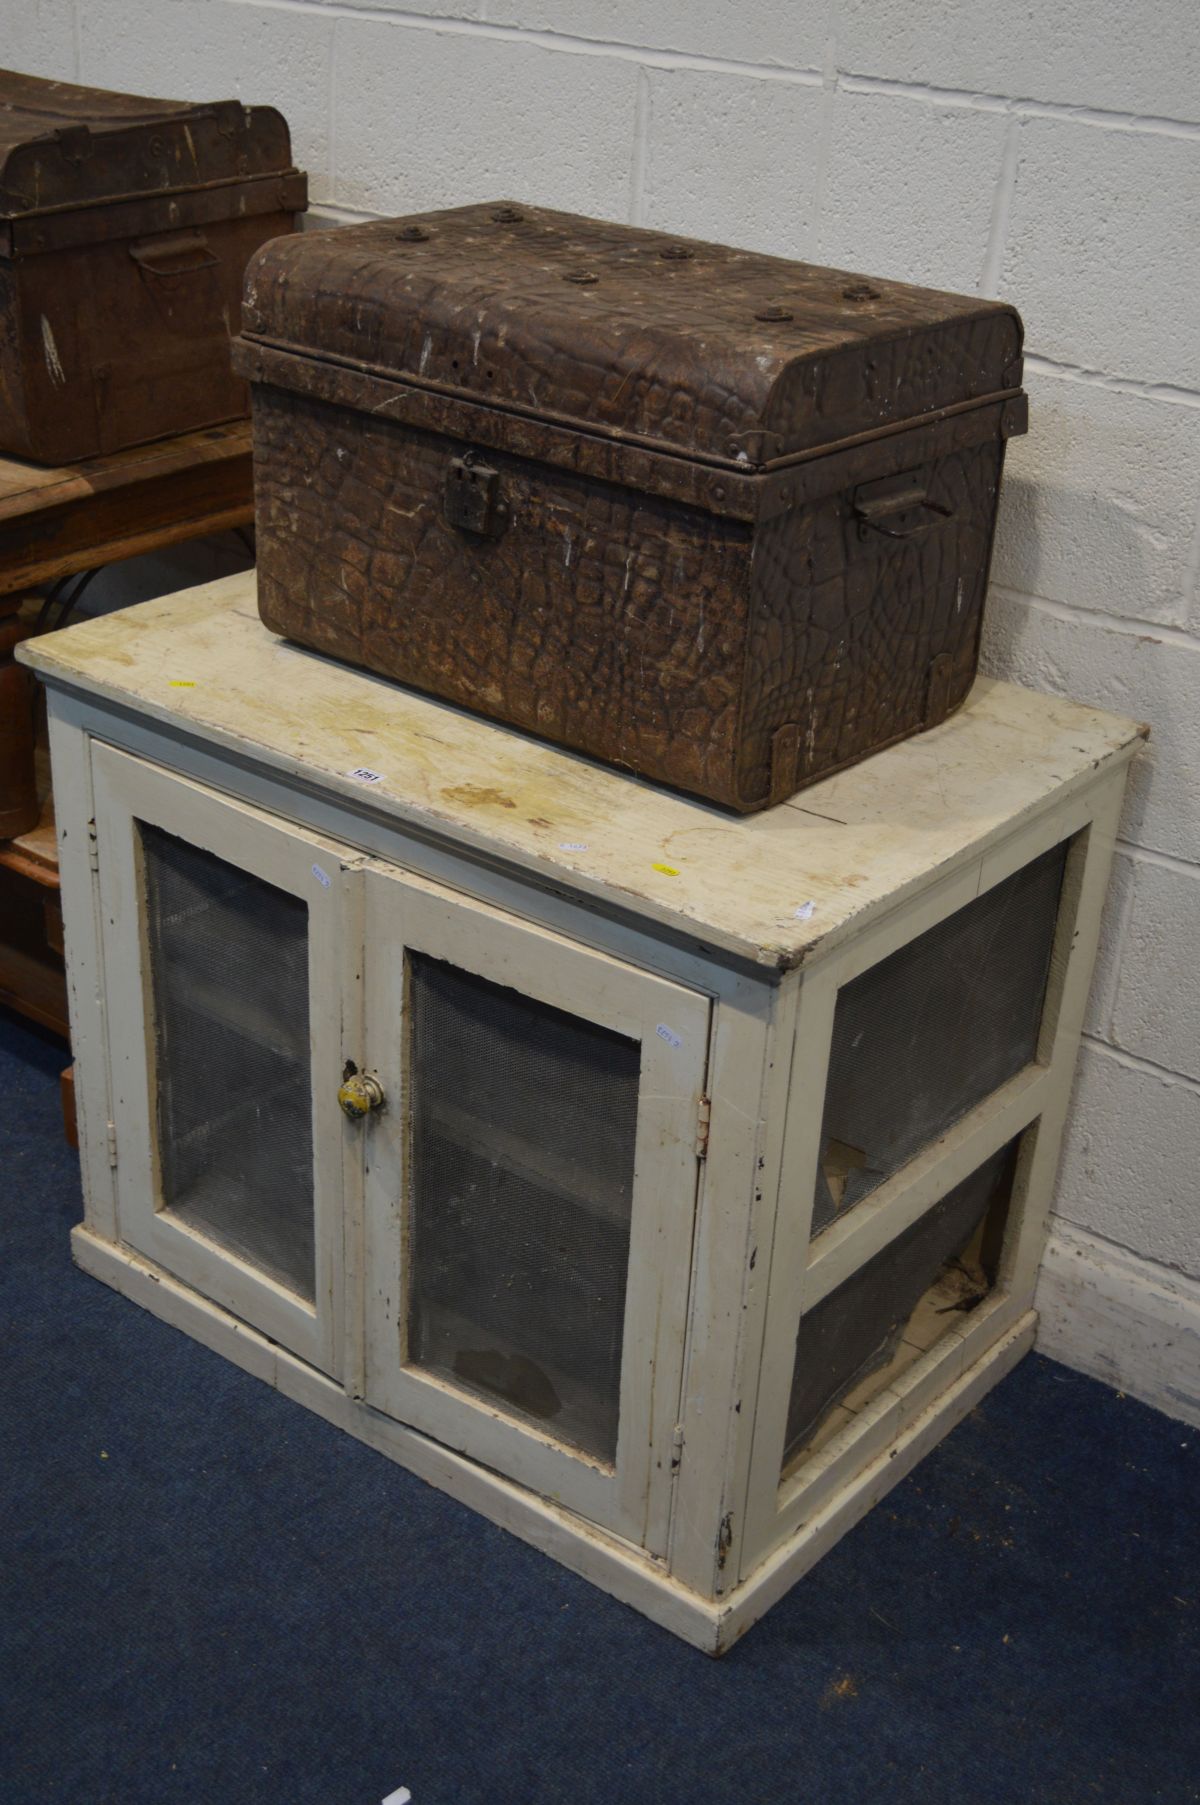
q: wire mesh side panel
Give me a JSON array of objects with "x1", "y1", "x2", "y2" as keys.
[
  {"x1": 783, "y1": 1138, "x2": 1019, "y2": 1476},
  {"x1": 141, "y1": 823, "x2": 315, "y2": 1300},
  {"x1": 406, "y1": 952, "x2": 641, "y2": 1465},
  {"x1": 812, "y1": 842, "x2": 1067, "y2": 1237}
]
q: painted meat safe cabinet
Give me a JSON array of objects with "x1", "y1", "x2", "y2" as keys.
[{"x1": 22, "y1": 574, "x2": 1142, "y2": 1652}]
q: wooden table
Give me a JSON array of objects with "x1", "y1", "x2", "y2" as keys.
[
  {"x1": 0, "y1": 420, "x2": 253, "y2": 596},
  {"x1": 0, "y1": 743, "x2": 65, "y2": 1025},
  {"x1": 0, "y1": 422, "x2": 254, "y2": 1116}
]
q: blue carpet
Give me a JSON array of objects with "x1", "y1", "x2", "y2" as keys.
[{"x1": 1, "y1": 1004, "x2": 1197, "y2": 1805}]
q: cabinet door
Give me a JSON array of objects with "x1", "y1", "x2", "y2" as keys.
[
  {"x1": 359, "y1": 867, "x2": 710, "y2": 1553},
  {"x1": 92, "y1": 744, "x2": 361, "y2": 1375}
]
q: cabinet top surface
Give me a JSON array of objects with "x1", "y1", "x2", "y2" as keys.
[{"x1": 22, "y1": 572, "x2": 1144, "y2": 968}]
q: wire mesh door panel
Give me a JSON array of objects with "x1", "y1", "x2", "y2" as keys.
[
  {"x1": 811, "y1": 842, "x2": 1067, "y2": 1239},
  {"x1": 783, "y1": 1138, "x2": 1020, "y2": 1475},
  {"x1": 92, "y1": 744, "x2": 361, "y2": 1373},
  {"x1": 407, "y1": 952, "x2": 639, "y2": 1465},
  {"x1": 360, "y1": 866, "x2": 710, "y2": 1551},
  {"x1": 142, "y1": 824, "x2": 316, "y2": 1298}
]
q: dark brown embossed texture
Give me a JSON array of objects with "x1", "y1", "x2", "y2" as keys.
[
  {"x1": 253, "y1": 390, "x2": 753, "y2": 803},
  {"x1": 238, "y1": 202, "x2": 1024, "y2": 812},
  {"x1": 736, "y1": 441, "x2": 1006, "y2": 806},
  {"x1": 0, "y1": 70, "x2": 306, "y2": 463}
]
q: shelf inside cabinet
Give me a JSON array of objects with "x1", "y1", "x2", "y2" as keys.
[{"x1": 424, "y1": 1098, "x2": 632, "y2": 1229}]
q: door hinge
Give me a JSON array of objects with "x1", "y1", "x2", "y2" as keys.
[
  {"x1": 670, "y1": 1422, "x2": 685, "y2": 1472},
  {"x1": 695, "y1": 1094, "x2": 711, "y2": 1160},
  {"x1": 717, "y1": 1511, "x2": 734, "y2": 1571},
  {"x1": 106, "y1": 1121, "x2": 118, "y2": 1168},
  {"x1": 88, "y1": 818, "x2": 100, "y2": 874}
]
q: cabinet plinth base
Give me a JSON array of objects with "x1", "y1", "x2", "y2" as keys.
[{"x1": 71, "y1": 1222, "x2": 1036, "y2": 1655}]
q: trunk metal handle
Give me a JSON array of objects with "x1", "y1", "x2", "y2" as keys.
[
  {"x1": 853, "y1": 483, "x2": 954, "y2": 539},
  {"x1": 129, "y1": 230, "x2": 220, "y2": 278}
]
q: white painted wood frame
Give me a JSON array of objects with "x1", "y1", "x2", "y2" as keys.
[
  {"x1": 90, "y1": 742, "x2": 363, "y2": 1376},
  {"x1": 21, "y1": 577, "x2": 1144, "y2": 1650},
  {"x1": 357, "y1": 861, "x2": 711, "y2": 1551},
  {"x1": 20, "y1": 573, "x2": 1145, "y2": 977},
  {"x1": 69, "y1": 1222, "x2": 1037, "y2": 1654},
  {"x1": 45, "y1": 703, "x2": 119, "y2": 1246},
  {"x1": 739, "y1": 767, "x2": 1128, "y2": 1575}
]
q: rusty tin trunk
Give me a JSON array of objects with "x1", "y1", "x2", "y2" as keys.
[
  {"x1": 235, "y1": 203, "x2": 1026, "y2": 812},
  {"x1": 0, "y1": 72, "x2": 307, "y2": 464}
]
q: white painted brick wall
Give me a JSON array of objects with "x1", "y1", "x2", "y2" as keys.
[
  {"x1": 981, "y1": 594, "x2": 1200, "y2": 868},
  {"x1": 1106, "y1": 860, "x2": 1200, "y2": 1083},
  {"x1": 1001, "y1": 120, "x2": 1200, "y2": 386},
  {"x1": 991, "y1": 374, "x2": 1200, "y2": 628},
  {"x1": 817, "y1": 90, "x2": 1009, "y2": 291},
  {"x1": 640, "y1": 68, "x2": 826, "y2": 254},
  {"x1": 333, "y1": 25, "x2": 638, "y2": 219},
  {"x1": 1056, "y1": 1048, "x2": 1200, "y2": 1276},
  {"x1": 5, "y1": 1, "x2": 1198, "y2": 1284},
  {"x1": 5, "y1": 1, "x2": 77, "y2": 78},
  {"x1": 480, "y1": 1, "x2": 833, "y2": 70},
  {"x1": 835, "y1": 0, "x2": 1200, "y2": 121}
]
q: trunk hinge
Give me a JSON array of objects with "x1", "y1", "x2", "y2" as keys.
[
  {"x1": 88, "y1": 818, "x2": 100, "y2": 874},
  {"x1": 695, "y1": 1094, "x2": 712, "y2": 1160},
  {"x1": 106, "y1": 1121, "x2": 118, "y2": 1169}
]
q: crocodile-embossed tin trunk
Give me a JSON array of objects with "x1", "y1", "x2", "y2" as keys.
[
  {"x1": 0, "y1": 71, "x2": 307, "y2": 464},
  {"x1": 234, "y1": 203, "x2": 1026, "y2": 812}
]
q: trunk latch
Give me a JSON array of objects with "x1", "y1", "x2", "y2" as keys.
[{"x1": 445, "y1": 454, "x2": 509, "y2": 538}]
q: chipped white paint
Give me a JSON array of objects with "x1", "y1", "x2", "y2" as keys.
[
  {"x1": 358, "y1": 863, "x2": 708, "y2": 1548},
  {"x1": 622, "y1": 550, "x2": 635, "y2": 598},
  {"x1": 40, "y1": 315, "x2": 66, "y2": 387},
  {"x1": 68, "y1": 1225, "x2": 1036, "y2": 1654},
  {"x1": 19, "y1": 573, "x2": 1144, "y2": 972},
  {"x1": 27, "y1": 572, "x2": 1138, "y2": 1648}
]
